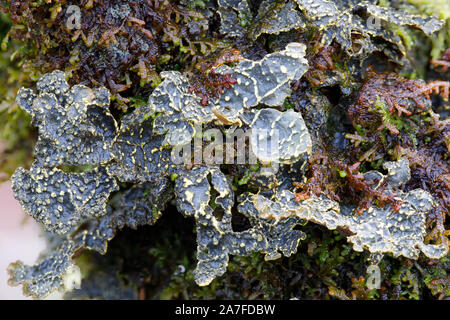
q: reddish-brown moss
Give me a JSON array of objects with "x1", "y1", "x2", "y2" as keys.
[
  {"x1": 304, "y1": 43, "x2": 339, "y2": 87},
  {"x1": 431, "y1": 48, "x2": 450, "y2": 72},
  {"x1": 5, "y1": 0, "x2": 208, "y2": 104},
  {"x1": 346, "y1": 68, "x2": 449, "y2": 244},
  {"x1": 188, "y1": 48, "x2": 241, "y2": 106},
  {"x1": 293, "y1": 149, "x2": 400, "y2": 216}
]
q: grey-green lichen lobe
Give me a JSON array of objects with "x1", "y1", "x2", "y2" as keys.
[
  {"x1": 292, "y1": 0, "x2": 444, "y2": 58},
  {"x1": 72, "y1": 178, "x2": 172, "y2": 254},
  {"x1": 383, "y1": 157, "x2": 411, "y2": 188},
  {"x1": 217, "y1": 0, "x2": 252, "y2": 37},
  {"x1": 294, "y1": 0, "x2": 443, "y2": 34},
  {"x1": 16, "y1": 71, "x2": 117, "y2": 166},
  {"x1": 8, "y1": 240, "x2": 78, "y2": 299},
  {"x1": 174, "y1": 166, "x2": 267, "y2": 285},
  {"x1": 11, "y1": 163, "x2": 119, "y2": 235},
  {"x1": 174, "y1": 166, "x2": 227, "y2": 223},
  {"x1": 249, "y1": 108, "x2": 312, "y2": 164},
  {"x1": 214, "y1": 42, "x2": 309, "y2": 122},
  {"x1": 8, "y1": 173, "x2": 171, "y2": 299},
  {"x1": 35, "y1": 70, "x2": 70, "y2": 98},
  {"x1": 150, "y1": 71, "x2": 216, "y2": 123},
  {"x1": 108, "y1": 109, "x2": 176, "y2": 183},
  {"x1": 354, "y1": 2, "x2": 444, "y2": 36},
  {"x1": 238, "y1": 191, "x2": 339, "y2": 260},
  {"x1": 341, "y1": 188, "x2": 446, "y2": 259},
  {"x1": 237, "y1": 158, "x2": 447, "y2": 261},
  {"x1": 174, "y1": 164, "x2": 341, "y2": 285},
  {"x1": 112, "y1": 179, "x2": 171, "y2": 229},
  {"x1": 237, "y1": 194, "x2": 307, "y2": 261},
  {"x1": 288, "y1": 159, "x2": 448, "y2": 260},
  {"x1": 294, "y1": 0, "x2": 339, "y2": 28},
  {"x1": 141, "y1": 43, "x2": 308, "y2": 145},
  {"x1": 146, "y1": 71, "x2": 216, "y2": 146},
  {"x1": 239, "y1": 190, "x2": 339, "y2": 222},
  {"x1": 8, "y1": 70, "x2": 177, "y2": 298},
  {"x1": 249, "y1": 0, "x2": 306, "y2": 40},
  {"x1": 194, "y1": 222, "x2": 267, "y2": 286}
]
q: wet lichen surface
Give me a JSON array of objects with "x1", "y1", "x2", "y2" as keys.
[{"x1": 0, "y1": 0, "x2": 449, "y2": 300}]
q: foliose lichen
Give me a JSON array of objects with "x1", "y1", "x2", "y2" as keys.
[
  {"x1": 292, "y1": 159, "x2": 448, "y2": 260},
  {"x1": 2, "y1": 0, "x2": 449, "y2": 300},
  {"x1": 16, "y1": 71, "x2": 117, "y2": 166}
]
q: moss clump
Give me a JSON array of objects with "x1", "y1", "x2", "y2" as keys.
[{"x1": 3, "y1": 0, "x2": 216, "y2": 106}]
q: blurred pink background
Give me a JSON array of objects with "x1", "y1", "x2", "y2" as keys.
[{"x1": 0, "y1": 181, "x2": 62, "y2": 299}]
